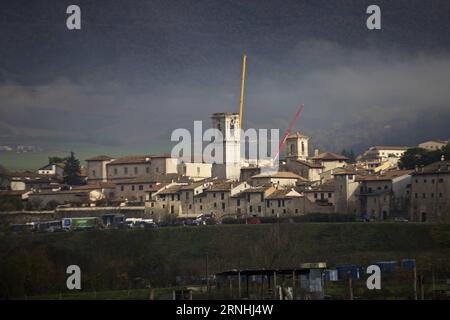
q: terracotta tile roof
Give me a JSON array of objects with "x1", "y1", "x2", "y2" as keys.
[
  {"x1": 300, "y1": 183, "x2": 335, "y2": 193},
  {"x1": 85, "y1": 155, "x2": 114, "y2": 161},
  {"x1": 157, "y1": 184, "x2": 186, "y2": 195},
  {"x1": 206, "y1": 181, "x2": 236, "y2": 192},
  {"x1": 266, "y1": 189, "x2": 301, "y2": 199},
  {"x1": 311, "y1": 152, "x2": 349, "y2": 161},
  {"x1": 108, "y1": 155, "x2": 153, "y2": 165},
  {"x1": 115, "y1": 173, "x2": 186, "y2": 184},
  {"x1": 179, "y1": 178, "x2": 215, "y2": 191},
  {"x1": 412, "y1": 161, "x2": 450, "y2": 175},
  {"x1": 251, "y1": 171, "x2": 304, "y2": 180},
  {"x1": 72, "y1": 182, "x2": 116, "y2": 190},
  {"x1": 294, "y1": 159, "x2": 324, "y2": 169},
  {"x1": 357, "y1": 169, "x2": 413, "y2": 181},
  {"x1": 333, "y1": 167, "x2": 357, "y2": 175},
  {"x1": 370, "y1": 146, "x2": 408, "y2": 151}
]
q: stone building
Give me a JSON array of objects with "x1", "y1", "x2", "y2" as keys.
[
  {"x1": 250, "y1": 171, "x2": 305, "y2": 187},
  {"x1": 418, "y1": 140, "x2": 448, "y2": 151},
  {"x1": 284, "y1": 132, "x2": 309, "y2": 161},
  {"x1": 358, "y1": 170, "x2": 412, "y2": 220},
  {"x1": 106, "y1": 154, "x2": 178, "y2": 182},
  {"x1": 333, "y1": 168, "x2": 360, "y2": 214},
  {"x1": 410, "y1": 161, "x2": 450, "y2": 222},
  {"x1": 86, "y1": 155, "x2": 115, "y2": 183},
  {"x1": 211, "y1": 113, "x2": 242, "y2": 180},
  {"x1": 284, "y1": 159, "x2": 324, "y2": 183}
]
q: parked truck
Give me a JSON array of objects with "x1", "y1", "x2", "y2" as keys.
[{"x1": 62, "y1": 217, "x2": 103, "y2": 231}]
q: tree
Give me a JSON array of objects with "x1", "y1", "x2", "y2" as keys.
[
  {"x1": 63, "y1": 151, "x2": 83, "y2": 185},
  {"x1": 399, "y1": 145, "x2": 449, "y2": 169},
  {"x1": 48, "y1": 156, "x2": 68, "y2": 164},
  {"x1": 341, "y1": 149, "x2": 356, "y2": 164}
]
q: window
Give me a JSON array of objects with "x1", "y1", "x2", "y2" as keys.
[
  {"x1": 214, "y1": 203, "x2": 217, "y2": 208},
  {"x1": 131, "y1": 185, "x2": 135, "y2": 191},
  {"x1": 114, "y1": 168, "x2": 118, "y2": 175},
  {"x1": 431, "y1": 179, "x2": 435, "y2": 184},
  {"x1": 431, "y1": 193, "x2": 434, "y2": 198},
  {"x1": 423, "y1": 179, "x2": 427, "y2": 183},
  {"x1": 439, "y1": 193, "x2": 443, "y2": 198},
  {"x1": 213, "y1": 193, "x2": 216, "y2": 198},
  {"x1": 92, "y1": 170, "x2": 96, "y2": 177},
  {"x1": 156, "y1": 167, "x2": 159, "y2": 173},
  {"x1": 221, "y1": 203, "x2": 225, "y2": 210},
  {"x1": 146, "y1": 167, "x2": 150, "y2": 174},
  {"x1": 439, "y1": 178, "x2": 444, "y2": 183},
  {"x1": 314, "y1": 193, "x2": 318, "y2": 199},
  {"x1": 237, "y1": 199, "x2": 240, "y2": 206},
  {"x1": 295, "y1": 209, "x2": 298, "y2": 213},
  {"x1": 200, "y1": 205, "x2": 203, "y2": 210},
  {"x1": 139, "y1": 185, "x2": 143, "y2": 191},
  {"x1": 260, "y1": 194, "x2": 264, "y2": 201},
  {"x1": 221, "y1": 193, "x2": 224, "y2": 200},
  {"x1": 266, "y1": 200, "x2": 270, "y2": 207},
  {"x1": 199, "y1": 198, "x2": 202, "y2": 203},
  {"x1": 272, "y1": 209, "x2": 274, "y2": 214},
  {"x1": 162, "y1": 204, "x2": 165, "y2": 209},
  {"x1": 247, "y1": 194, "x2": 250, "y2": 201},
  {"x1": 278, "y1": 200, "x2": 281, "y2": 207},
  {"x1": 124, "y1": 167, "x2": 128, "y2": 174},
  {"x1": 171, "y1": 194, "x2": 175, "y2": 201},
  {"x1": 134, "y1": 167, "x2": 138, "y2": 174},
  {"x1": 189, "y1": 204, "x2": 192, "y2": 209},
  {"x1": 258, "y1": 206, "x2": 261, "y2": 213},
  {"x1": 120, "y1": 186, "x2": 124, "y2": 191},
  {"x1": 422, "y1": 193, "x2": 426, "y2": 199},
  {"x1": 249, "y1": 206, "x2": 253, "y2": 212},
  {"x1": 328, "y1": 193, "x2": 332, "y2": 198},
  {"x1": 151, "y1": 202, "x2": 154, "y2": 207},
  {"x1": 177, "y1": 194, "x2": 180, "y2": 201},
  {"x1": 415, "y1": 193, "x2": 418, "y2": 199},
  {"x1": 384, "y1": 185, "x2": 388, "y2": 190}
]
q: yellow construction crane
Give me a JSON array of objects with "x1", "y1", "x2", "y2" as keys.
[{"x1": 239, "y1": 54, "x2": 247, "y2": 129}]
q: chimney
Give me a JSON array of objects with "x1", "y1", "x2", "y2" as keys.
[{"x1": 314, "y1": 149, "x2": 320, "y2": 157}]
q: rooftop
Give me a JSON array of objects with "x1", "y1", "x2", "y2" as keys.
[
  {"x1": 286, "y1": 132, "x2": 309, "y2": 140},
  {"x1": 85, "y1": 155, "x2": 114, "y2": 161},
  {"x1": 370, "y1": 146, "x2": 409, "y2": 151},
  {"x1": 412, "y1": 160, "x2": 450, "y2": 175},
  {"x1": 357, "y1": 169, "x2": 413, "y2": 182},
  {"x1": 294, "y1": 159, "x2": 324, "y2": 169},
  {"x1": 251, "y1": 171, "x2": 304, "y2": 180},
  {"x1": 311, "y1": 152, "x2": 349, "y2": 161}
]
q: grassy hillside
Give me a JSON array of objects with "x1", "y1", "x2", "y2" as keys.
[{"x1": 1, "y1": 222, "x2": 450, "y2": 299}]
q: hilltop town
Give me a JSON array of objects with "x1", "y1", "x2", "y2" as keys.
[{"x1": 1, "y1": 111, "x2": 449, "y2": 227}]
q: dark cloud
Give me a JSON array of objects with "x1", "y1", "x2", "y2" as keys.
[{"x1": 0, "y1": 1, "x2": 450, "y2": 154}]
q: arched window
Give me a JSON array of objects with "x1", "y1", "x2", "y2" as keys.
[
  {"x1": 290, "y1": 143, "x2": 295, "y2": 155},
  {"x1": 301, "y1": 141, "x2": 305, "y2": 154}
]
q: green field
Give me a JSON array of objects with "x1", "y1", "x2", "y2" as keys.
[{"x1": 1, "y1": 222, "x2": 450, "y2": 299}]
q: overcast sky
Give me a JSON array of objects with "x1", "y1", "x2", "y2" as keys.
[{"x1": 1, "y1": 0, "x2": 450, "y2": 154}]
